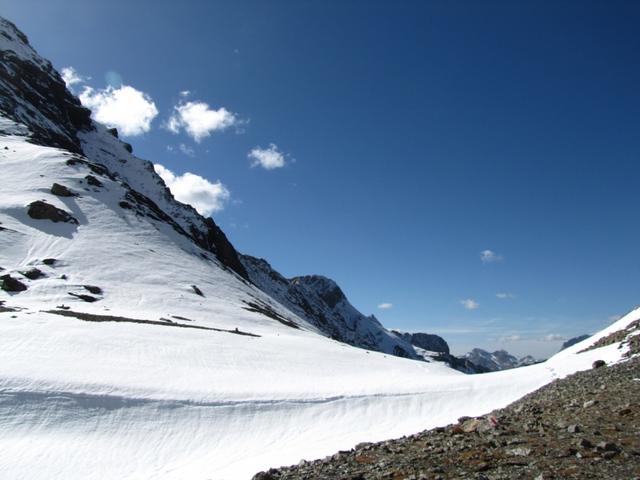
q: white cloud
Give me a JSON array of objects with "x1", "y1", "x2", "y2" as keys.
[
  {"x1": 248, "y1": 144, "x2": 287, "y2": 170},
  {"x1": 608, "y1": 314, "x2": 622, "y2": 322},
  {"x1": 543, "y1": 333, "x2": 565, "y2": 342},
  {"x1": 480, "y1": 249, "x2": 503, "y2": 264},
  {"x1": 377, "y1": 303, "x2": 393, "y2": 310},
  {"x1": 179, "y1": 90, "x2": 191, "y2": 98},
  {"x1": 79, "y1": 85, "x2": 158, "y2": 136},
  {"x1": 500, "y1": 334, "x2": 522, "y2": 342},
  {"x1": 178, "y1": 143, "x2": 195, "y2": 157},
  {"x1": 166, "y1": 100, "x2": 239, "y2": 142},
  {"x1": 460, "y1": 298, "x2": 479, "y2": 310},
  {"x1": 496, "y1": 292, "x2": 515, "y2": 299},
  {"x1": 154, "y1": 164, "x2": 230, "y2": 216},
  {"x1": 60, "y1": 66, "x2": 87, "y2": 90}
]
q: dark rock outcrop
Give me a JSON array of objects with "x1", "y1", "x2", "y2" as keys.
[
  {"x1": 0, "y1": 274, "x2": 27, "y2": 292},
  {"x1": 85, "y1": 175, "x2": 103, "y2": 187},
  {"x1": 51, "y1": 183, "x2": 75, "y2": 197},
  {"x1": 27, "y1": 200, "x2": 78, "y2": 224},
  {"x1": 20, "y1": 267, "x2": 44, "y2": 279},
  {"x1": 83, "y1": 285, "x2": 102, "y2": 295},
  {"x1": 392, "y1": 331, "x2": 450, "y2": 354},
  {"x1": 0, "y1": 18, "x2": 92, "y2": 154}
]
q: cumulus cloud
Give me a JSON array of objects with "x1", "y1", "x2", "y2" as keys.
[
  {"x1": 248, "y1": 143, "x2": 287, "y2": 170},
  {"x1": 154, "y1": 164, "x2": 230, "y2": 216},
  {"x1": 480, "y1": 249, "x2": 503, "y2": 264},
  {"x1": 460, "y1": 298, "x2": 479, "y2": 310},
  {"x1": 79, "y1": 85, "x2": 158, "y2": 136},
  {"x1": 496, "y1": 292, "x2": 515, "y2": 299},
  {"x1": 166, "y1": 100, "x2": 239, "y2": 142},
  {"x1": 60, "y1": 66, "x2": 87, "y2": 90},
  {"x1": 377, "y1": 303, "x2": 393, "y2": 310}
]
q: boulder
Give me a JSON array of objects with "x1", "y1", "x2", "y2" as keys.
[
  {"x1": 0, "y1": 274, "x2": 27, "y2": 292},
  {"x1": 50, "y1": 183, "x2": 75, "y2": 197},
  {"x1": 85, "y1": 175, "x2": 103, "y2": 187},
  {"x1": 27, "y1": 201, "x2": 78, "y2": 224},
  {"x1": 20, "y1": 267, "x2": 44, "y2": 280},
  {"x1": 83, "y1": 285, "x2": 102, "y2": 295},
  {"x1": 191, "y1": 285, "x2": 204, "y2": 297}
]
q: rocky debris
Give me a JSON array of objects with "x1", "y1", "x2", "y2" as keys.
[
  {"x1": 253, "y1": 349, "x2": 640, "y2": 480},
  {"x1": 83, "y1": 285, "x2": 102, "y2": 295},
  {"x1": 20, "y1": 267, "x2": 44, "y2": 279},
  {"x1": 85, "y1": 175, "x2": 103, "y2": 187},
  {"x1": 593, "y1": 360, "x2": 606, "y2": 369},
  {"x1": 0, "y1": 274, "x2": 27, "y2": 292},
  {"x1": 107, "y1": 127, "x2": 118, "y2": 138},
  {"x1": 581, "y1": 319, "x2": 640, "y2": 355},
  {"x1": 123, "y1": 142, "x2": 133, "y2": 153},
  {"x1": 118, "y1": 201, "x2": 132, "y2": 209},
  {"x1": 27, "y1": 200, "x2": 78, "y2": 224},
  {"x1": 42, "y1": 258, "x2": 57, "y2": 266},
  {"x1": 191, "y1": 285, "x2": 204, "y2": 297},
  {"x1": 50, "y1": 183, "x2": 75, "y2": 197}
]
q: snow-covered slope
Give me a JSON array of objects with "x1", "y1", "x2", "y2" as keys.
[{"x1": 0, "y1": 16, "x2": 638, "y2": 480}]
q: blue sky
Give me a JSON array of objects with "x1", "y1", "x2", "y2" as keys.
[{"x1": 3, "y1": 0, "x2": 639, "y2": 357}]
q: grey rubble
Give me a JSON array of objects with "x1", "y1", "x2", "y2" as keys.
[{"x1": 253, "y1": 354, "x2": 640, "y2": 479}]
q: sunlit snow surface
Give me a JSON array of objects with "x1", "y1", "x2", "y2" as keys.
[{"x1": 0, "y1": 122, "x2": 635, "y2": 479}]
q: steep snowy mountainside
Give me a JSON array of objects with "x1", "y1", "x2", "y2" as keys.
[
  {"x1": 0, "y1": 14, "x2": 435, "y2": 360},
  {"x1": 0, "y1": 15, "x2": 248, "y2": 282},
  {"x1": 241, "y1": 255, "x2": 419, "y2": 358}
]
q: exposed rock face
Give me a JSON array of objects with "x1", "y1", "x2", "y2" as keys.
[
  {"x1": 0, "y1": 274, "x2": 27, "y2": 292},
  {"x1": 392, "y1": 331, "x2": 450, "y2": 354},
  {"x1": 27, "y1": 200, "x2": 78, "y2": 224},
  {"x1": 0, "y1": 18, "x2": 92, "y2": 153},
  {"x1": 193, "y1": 218, "x2": 248, "y2": 280},
  {"x1": 50, "y1": 183, "x2": 75, "y2": 197}
]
